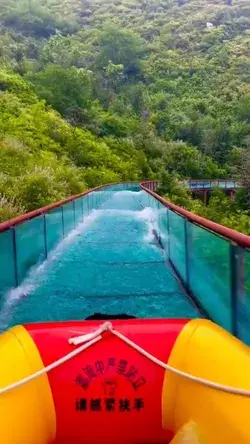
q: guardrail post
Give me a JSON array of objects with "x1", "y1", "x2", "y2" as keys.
[
  {"x1": 61, "y1": 207, "x2": 65, "y2": 238},
  {"x1": 184, "y1": 219, "x2": 190, "y2": 289},
  {"x1": 12, "y1": 228, "x2": 19, "y2": 287},
  {"x1": 43, "y1": 214, "x2": 48, "y2": 259},
  {"x1": 73, "y1": 201, "x2": 76, "y2": 229},
  {"x1": 230, "y1": 244, "x2": 244, "y2": 338},
  {"x1": 81, "y1": 197, "x2": 84, "y2": 221},
  {"x1": 166, "y1": 209, "x2": 170, "y2": 259}
]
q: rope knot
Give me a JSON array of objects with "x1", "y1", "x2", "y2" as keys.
[
  {"x1": 69, "y1": 321, "x2": 113, "y2": 346},
  {"x1": 103, "y1": 321, "x2": 113, "y2": 331}
]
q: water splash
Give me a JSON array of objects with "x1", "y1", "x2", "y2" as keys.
[
  {"x1": 0, "y1": 191, "x2": 182, "y2": 328},
  {"x1": 0, "y1": 211, "x2": 100, "y2": 328},
  {"x1": 138, "y1": 207, "x2": 160, "y2": 243}
]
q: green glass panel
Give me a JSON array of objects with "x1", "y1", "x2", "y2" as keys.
[
  {"x1": 62, "y1": 202, "x2": 75, "y2": 236},
  {"x1": 169, "y1": 211, "x2": 186, "y2": 282},
  {"x1": 45, "y1": 208, "x2": 63, "y2": 253},
  {"x1": 16, "y1": 216, "x2": 45, "y2": 283},
  {"x1": 92, "y1": 192, "x2": 99, "y2": 210},
  {"x1": 158, "y1": 207, "x2": 169, "y2": 253},
  {"x1": 237, "y1": 250, "x2": 250, "y2": 344},
  {"x1": 91, "y1": 191, "x2": 106, "y2": 210},
  {"x1": 88, "y1": 193, "x2": 94, "y2": 211},
  {"x1": 82, "y1": 196, "x2": 89, "y2": 216},
  {"x1": 96, "y1": 191, "x2": 107, "y2": 208},
  {"x1": 0, "y1": 230, "x2": 16, "y2": 298},
  {"x1": 74, "y1": 199, "x2": 83, "y2": 225},
  {"x1": 146, "y1": 193, "x2": 160, "y2": 210},
  {"x1": 188, "y1": 222, "x2": 231, "y2": 331}
]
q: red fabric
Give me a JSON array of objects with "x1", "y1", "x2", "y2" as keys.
[{"x1": 26, "y1": 318, "x2": 188, "y2": 443}]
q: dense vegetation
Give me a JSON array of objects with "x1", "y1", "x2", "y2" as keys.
[{"x1": 0, "y1": 0, "x2": 250, "y2": 232}]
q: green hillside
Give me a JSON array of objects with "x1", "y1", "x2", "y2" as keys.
[{"x1": 0, "y1": 0, "x2": 250, "y2": 231}]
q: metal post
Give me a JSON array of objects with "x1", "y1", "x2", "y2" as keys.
[
  {"x1": 230, "y1": 244, "x2": 243, "y2": 338},
  {"x1": 43, "y1": 214, "x2": 48, "y2": 259},
  {"x1": 184, "y1": 219, "x2": 190, "y2": 289},
  {"x1": 81, "y1": 197, "x2": 84, "y2": 221},
  {"x1": 61, "y1": 206, "x2": 65, "y2": 238},
  {"x1": 73, "y1": 201, "x2": 76, "y2": 229},
  {"x1": 12, "y1": 228, "x2": 19, "y2": 287},
  {"x1": 166, "y1": 209, "x2": 170, "y2": 259}
]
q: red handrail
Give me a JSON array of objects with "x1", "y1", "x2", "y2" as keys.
[
  {"x1": 0, "y1": 181, "x2": 144, "y2": 233},
  {"x1": 1, "y1": 180, "x2": 249, "y2": 248},
  {"x1": 0, "y1": 184, "x2": 107, "y2": 233},
  {"x1": 140, "y1": 182, "x2": 250, "y2": 249}
]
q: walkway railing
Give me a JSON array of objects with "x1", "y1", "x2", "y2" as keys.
[
  {"x1": 0, "y1": 182, "x2": 140, "y2": 294},
  {"x1": 0, "y1": 180, "x2": 249, "y2": 344},
  {"x1": 0, "y1": 185, "x2": 109, "y2": 292},
  {"x1": 184, "y1": 179, "x2": 241, "y2": 190},
  {"x1": 141, "y1": 181, "x2": 250, "y2": 344},
  {"x1": 143, "y1": 179, "x2": 241, "y2": 191}
]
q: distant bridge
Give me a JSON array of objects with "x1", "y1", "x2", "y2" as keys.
[{"x1": 145, "y1": 179, "x2": 241, "y2": 203}]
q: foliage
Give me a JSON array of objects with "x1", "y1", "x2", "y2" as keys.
[
  {"x1": 0, "y1": 78, "x2": 147, "y2": 217},
  {"x1": 157, "y1": 170, "x2": 250, "y2": 235},
  {"x1": 162, "y1": 141, "x2": 227, "y2": 179},
  {"x1": 0, "y1": 0, "x2": 249, "y2": 231}
]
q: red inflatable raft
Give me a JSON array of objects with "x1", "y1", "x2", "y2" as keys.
[{"x1": 1, "y1": 317, "x2": 250, "y2": 444}]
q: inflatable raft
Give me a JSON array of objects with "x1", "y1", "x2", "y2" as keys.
[{"x1": 1, "y1": 318, "x2": 250, "y2": 444}]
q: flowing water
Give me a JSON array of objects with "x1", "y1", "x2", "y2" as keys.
[{"x1": 0, "y1": 190, "x2": 199, "y2": 329}]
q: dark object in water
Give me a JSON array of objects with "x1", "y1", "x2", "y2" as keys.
[
  {"x1": 85, "y1": 313, "x2": 137, "y2": 320},
  {"x1": 152, "y1": 229, "x2": 164, "y2": 250}
]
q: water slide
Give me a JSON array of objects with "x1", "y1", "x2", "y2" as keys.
[
  {"x1": 1, "y1": 181, "x2": 250, "y2": 444},
  {"x1": 0, "y1": 180, "x2": 248, "y2": 341}
]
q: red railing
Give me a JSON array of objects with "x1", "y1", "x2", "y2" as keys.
[
  {"x1": 0, "y1": 184, "x2": 107, "y2": 233},
  {"x1": 0, "y1": 180, "x2": 249, "y2": 342},
  {"x1": 140, "y1": 181, "x2": 250, "y2": 248},
  {"x1": 0, "y1": 179, "x2": 249, "y2": 247}
]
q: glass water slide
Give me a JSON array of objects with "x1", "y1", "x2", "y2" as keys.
[{"x1": 0, "y1": 182, "x2": 250, "y2": 344}]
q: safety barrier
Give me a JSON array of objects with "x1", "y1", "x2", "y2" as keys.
[
  {"x1": 141, "y1": 181, "x2": 250, "y2": 345},
  {"x1": 0, "y1": 180, "x2": 250, "y2": 344},
  {"x1": 143, "y1": 179, "x2": 241, "y2": 191},
  {"x1": 0, "y1": 182, "x2": 142, "y2": 296},
  {"x1": 0, "y1": 186, "x2": 114, "y2": 295},
  {"x1": 184, "y1": 179, "x2": 241, "y2": 190}
]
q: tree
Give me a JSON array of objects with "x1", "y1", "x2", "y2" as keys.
[
  {"x1": 96, "y1": 25, "x2": 147, "y2": 79},
  {"x1": 29, "y1": 66, "x2": 94, "y2": 121},
  {"x1": 235, "y1": 147, "x2": 250, "y2": 210},
  {"x1": 236, "y1": 94, "x2": 250, "y2": 124},
  {"x1": 163, "y1": 141, "x2": 226, "y2": 179},
  {"x1": 157, "y1": 170, "x2": 193, "y2": 209}
]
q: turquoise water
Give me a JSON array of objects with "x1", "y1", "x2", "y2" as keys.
[{"x1": 0, "y1": 190, "x2": 198, "y2": 328}]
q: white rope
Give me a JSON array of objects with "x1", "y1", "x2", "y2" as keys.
[
  {"x1": 0, "y1": 335, "x2": 102, "y2": 395},
  {"x1": 69, "y1": 322, "x2": 111, "y2": 345},
  {"x1": 109, "y1": 326, "x2": 250, "y2": 396},
  {"x1": 1, "y1": 321, "x2": 250, "y2": 397},
  {"x1": 70, "y1": 322, "x2": 250, "y2": 397}
]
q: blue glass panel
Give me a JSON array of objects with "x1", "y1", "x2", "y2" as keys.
[
  {"x1": 62, "y1": 202, "x2": 75, "y2": 236},
  {"x1": 74, "y1": 199, "x2": 83, "y2": 225},
  {"x1": 158, "y1": 207, "x2": 169, "y2": 254},
  {"x1": 188, "y1": 222, "x2": 231, "y2": 331},
  {"x1": 82, "y1": 195, "x2": 89, "y2": 216},
  {"x1": 237, "y1": 250, "x2": 250, "y2": 345},
  {"x1": 169, "y1": 211, "x2": 186, "y2": 282},
  {"x1": 15, "y1": 216, "x2": 45, "y2": 283},
  {"x1": 45, "y1": 208, "x2": 63, "y2": 253},
  {"x1": 0, "y1": 230, "x2": 16, "y2": 298}
]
